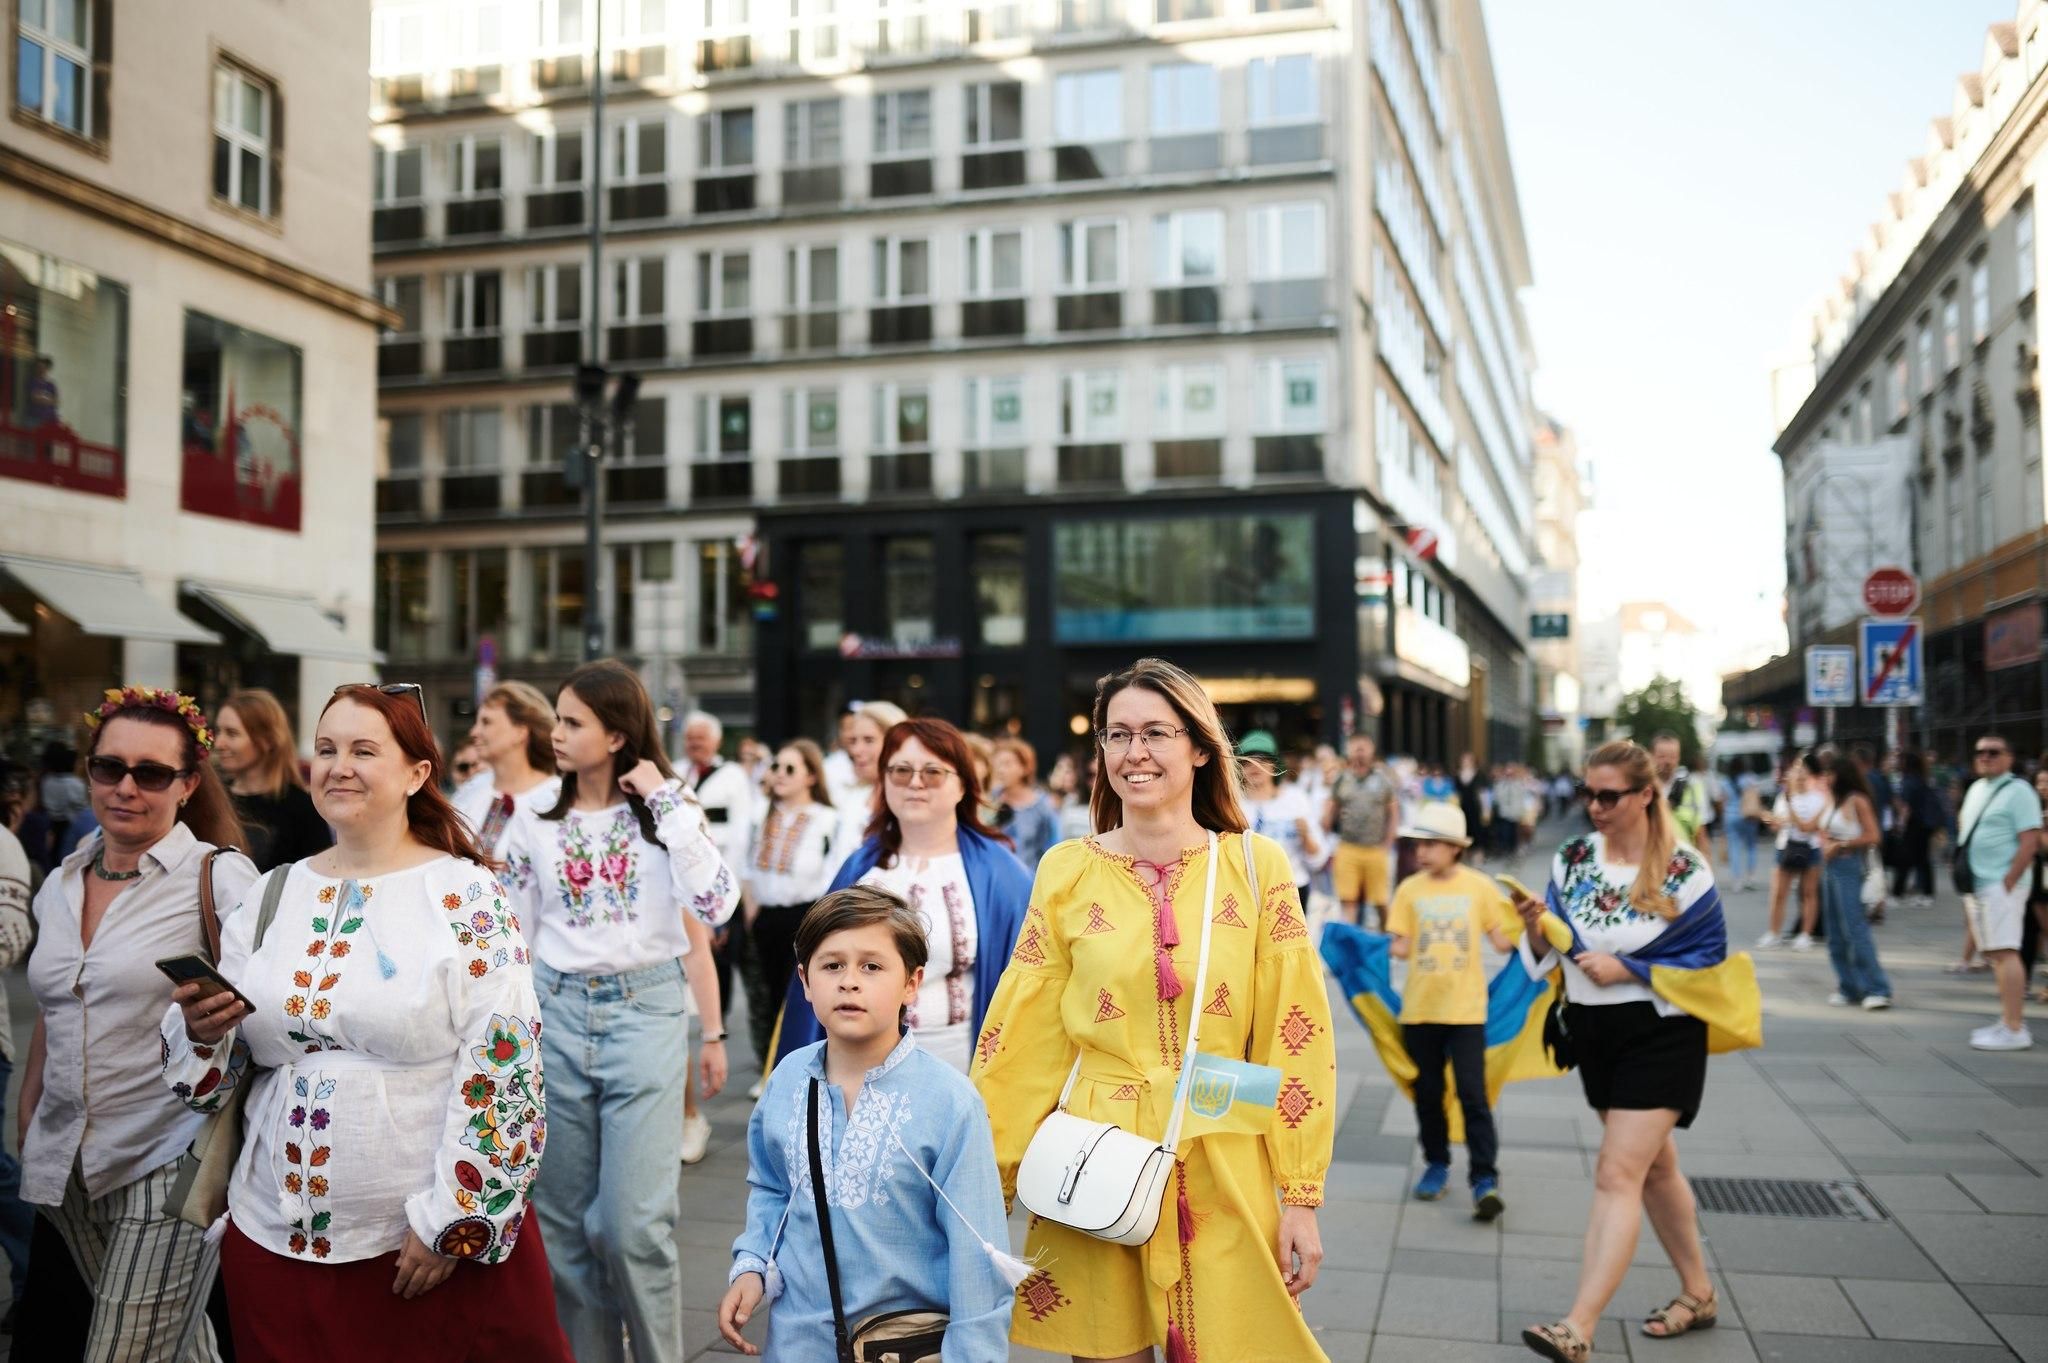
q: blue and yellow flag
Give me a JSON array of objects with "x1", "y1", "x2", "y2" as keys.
[
  {"x1": 1537, "y1": 883, "x2": 1763, "y2": 1054},
  {"x1": 1176, "y1": 1053, "x2": 1284, "y2": 1142},
  {"x1": 1319, "y1": 921, "x2": 1566, "y2": 1139}
]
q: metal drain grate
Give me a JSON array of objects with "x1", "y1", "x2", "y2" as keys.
[{"x1": 1688, "y1": 1177, "x2": 1885, "y2": 1221}]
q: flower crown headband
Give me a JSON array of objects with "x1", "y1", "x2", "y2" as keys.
[{"x1": 83, "y1": 686, "x2": 215, "y2": 752}]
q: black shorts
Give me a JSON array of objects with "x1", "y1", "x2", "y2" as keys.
[{"x1": 1567, "y1": 1001, "x2": 1709, "y2": 1128}]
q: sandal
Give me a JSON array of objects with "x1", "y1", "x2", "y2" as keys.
[
  {"x1": 1521, "y1": 1320, "x2": 1592, "y2": 1361},
  {"x1": 1642, "y1": 1290, "x2": 1718, "y2": 1338}
]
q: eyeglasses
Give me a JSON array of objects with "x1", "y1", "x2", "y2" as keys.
[
  {"x1": 334, "y1": 682, "x2": 429, "y2": 724},
  {"x1": 885, "y1": 763, "x2": 956, "y2": 788},
  {"x1": 1976, "y1": 746, "x2": 2008, "y2": 758},
  {"x1": 1582, "y1": 785, "x2": 1646, "y2": 810},
  {"x1": 86, "y1": 756, "x2": 191, "y2": 792},
  {"x1": 1097, "y1": 725, "x2": 1188, "y2": 753}
]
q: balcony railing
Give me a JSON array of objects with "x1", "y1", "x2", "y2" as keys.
[
  {"x1": 781, "y1": 310, "x2": 841, "y2": 353},
  {"x1": 1152, "y1": 286, "x2": 1220, "y2": 327},
  {"x1": 445, "y1": 196, "x2": 505, "y2": 237},
  {"x1": 961, "y1": 148, "x2": 1026, "y2": 190},
  {"x1": 1254, "y1": 434, "x2": 1323, "y2": 478},
  {"x1": 696, "y1": 35, "x2": 754, "y2": 74},
  {"x1": 526, "y1": 188, "x2": 584, "y2": 231},
  {"x1": 608, "y1": 182, "x2": 668, "y2": 222},
  {"x1": 608, "y1": 322, "x2": 668, "y2": 363},
  {"x1": 520, "y1": 467, "x2": 579, "y2": 510},
  {"x1": 378, "y1": 339, "x2": 425, "y2": 380},
  {"x1": 0, "y1": 420, "x2": 124, "y2": 498},
  {"x1": 446, "y1": 65, "x2": 503, "y2": 100},
  {"x1": 1057, "y1": 442, "x2": 1122, "y2": 487},
  {"x1": 606, "y1": 460, "x2": 668, "y2": 504},
  {"x1": 440, "y1": 472, "x2": 502, "y2": 516},
  {"x1": 691, "y1": 459, "x2": 754, "y2": 502},
  {"x1": 963, "y1": 447, "x2": 1026, "y2": 494},
  {"x1": 693, "y1": 317, "x2": 753, "y2": 357},
  {"x1": 1056, "y1": 291, "x2": 1121, "y2": 332},
  {"x1": 533, "y1": 54, "x2": 586, "y2": 91},
  {"x1": 869, "y1": 449, "x2": 932, "y2": 497},
  {"x1": 871, "y1": 157, "x2": 934, "y2": 199},
  {"x1": 782, "y1": 166, "x2": 843, "y2": 207},
  {"x1": 1251, "y1": 280, "x2": 1329, "y2": 324},
  {"x1": 443, "y1": 335, "x2": 503, "y2": 374},
  {"x1": 374, "y1": 476, "x2": 422, "y2": 517},
  {"x1": 1153, "y1": 439, "x2": 1222, "y2": 482},
  {"x1": 524, "y1": 329, "x2": 582, "y2": 369},
  {"x1": 778, "y1": 453, "x2": 842, "y2": 499},
  {"x1": 1054, "y1": 140, "x2": 1125, "y2": 181},
  {"x1": 1249, "y1": 123, "x2": 1324, "y2": 165},
  {"x1": 695, "y1": 173, "x2": 756, "y2": 213},
  {"x1": 610, "y1": 43, "x2": 669, "y2": 85},
  {"x1": 372, "y1": 204, "x2": 427, "y2": 245},
  {"x1": 1149, "y1": 133, "x2": 1222, "y2": 174},
  {"x1": 961, "y1": 298, "x2": 1026, "y2": 339},
  {"x1": 869, "y1": 304, "x2": 933, "y2": 346}
]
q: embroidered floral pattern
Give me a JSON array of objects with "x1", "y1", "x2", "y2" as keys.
[
  {"x1": 940, "y1": 879, "x2": 974, "y2": 1027},
  {"x1": 1556, "y1": 835, "x2": 1686, "y2": 931},
  {"x1": 781, "y1": 1083, "x2": 913, "y2": 1209},
  {"x1": 442, "y1": 1010, "x2": 544, "y2": 1251},
  {"x1": 282, "y1": 1073, "x2": 337, "y2": 1257},
  {"x1": 290, "y1": 880, "x2": 372, "y2": 1053},
  {"x1": 554, "y1": 809, "x2": 641, "y2": 928}
]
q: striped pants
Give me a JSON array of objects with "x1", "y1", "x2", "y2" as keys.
[{"x1": 45, "y1": 1157, "x2": 222, "y2": 1363}]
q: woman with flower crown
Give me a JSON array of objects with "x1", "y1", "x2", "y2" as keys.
[
  {"x1": 20, "y1": 686, "x2": 253, "y2": 1361},
  {"x1": 160, "y1": 684, "x2": 573, "y2": 1362}
]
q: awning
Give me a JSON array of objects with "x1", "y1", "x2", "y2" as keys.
[
  {"x1": 0, "y1": 602, "x2": 24, "y2": 636},
  {"x1": 183, "y1": 581, "x2": 373, "y2": 662},
  {"x1": 0, "y1": 554, "x2": 220, "y2": 645}
]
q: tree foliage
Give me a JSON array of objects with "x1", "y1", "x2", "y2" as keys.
[{"x1": 1613, "y1": 676, "x2": 1701, "y2": 767}]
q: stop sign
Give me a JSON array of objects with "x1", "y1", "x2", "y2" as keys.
[{"x1": 1863, "y1": 566, "x2": 1919, "y2": 617}]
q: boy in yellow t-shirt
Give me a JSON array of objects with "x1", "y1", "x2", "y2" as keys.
[{"x1": 1385, "y1": 803, "x2": 1517, "y2": 1220}]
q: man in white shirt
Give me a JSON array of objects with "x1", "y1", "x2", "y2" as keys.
[{"x1": 682, "y1": 712, "x2": 757, "y2": 1154}]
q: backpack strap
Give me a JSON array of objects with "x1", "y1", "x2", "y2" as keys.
[
  {"x1": 253, "y1": 862, "x2": 292, "y2": 952},
  {"x1": 196, "y1": 848, "x2": 233, "y2": 964}
]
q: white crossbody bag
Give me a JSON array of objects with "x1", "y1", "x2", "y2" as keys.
[{"x1": 1015, "y1": 830, "x2": 1256, "y2": 1245}]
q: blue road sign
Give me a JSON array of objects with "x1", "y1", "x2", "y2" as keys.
[
  {"x1": 1860, "y1": 617, "x2": 1923, "y2": 706},
  {"x1": 1805, "y1": 646, "x2": 1856, "y2": 707}
]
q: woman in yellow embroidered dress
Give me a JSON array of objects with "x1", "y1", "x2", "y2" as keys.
[{"x1": 972, "y1": 658, "x2": 1338, "y2": 1363}]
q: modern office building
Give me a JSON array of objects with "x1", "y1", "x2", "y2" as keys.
[
  {"x1": 1, "y1": 0, "x2": 384, "y2": 747},
  {"x1": 1529, "y1": 414, "x2": 1587, "y2": 767},
  {"x1": 369, "y1": 0, "x2": 1542, "y2": 761},
  {"x1": 1730, "y1": 2, "x2": 2048, "y2": 756}
]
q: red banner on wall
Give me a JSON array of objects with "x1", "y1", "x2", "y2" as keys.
[{"x1": 1985, "y1": 603, "x2": 2044, "y2": 672}]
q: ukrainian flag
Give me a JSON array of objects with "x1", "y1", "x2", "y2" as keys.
[
  {"x1": 1319, "y1": 921, "x2": 1566, "y2": 1140},
  {"x1": 1176, "y1": 1052, "x2": 1284, "y2": 1143}
]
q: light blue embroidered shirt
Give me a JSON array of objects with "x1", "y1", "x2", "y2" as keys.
[{"x1": 731, "y1": 1031, "x2": 1014, "y2": 1363}]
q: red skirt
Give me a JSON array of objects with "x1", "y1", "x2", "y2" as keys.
[{"x1": 220, "y1": 1216, "x2": 573, "y2": 1363}]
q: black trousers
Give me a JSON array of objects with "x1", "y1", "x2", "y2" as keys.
[
  {"x1": 749, "y1": 904, "x2": 811, "y2": 1065},
  {"x1": 1891, "y1": 824, "x2": 1934, "y2": 897},
  {"x1": 1403, "y1": 1022, "x2": 1497, "y2": 1183}
]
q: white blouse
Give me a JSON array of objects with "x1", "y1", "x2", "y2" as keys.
[
  {"x1": 500, "y1": 781, "x2": 738, "y2": 977},
  {"x1": 858, "y1": 852, "x2": 977, "y2": 1070},
  {"x1": 160, "y1": 857, "x2": 543, "y2": 1266},
  {"x1": 452, "y1": 776, "x2": 563, "y2": 859},
  {"x1": 744, "y1": 803, "x2": 842, "y2": 908},
  {"x1": 1519, "y1": 832, "x2": 1714, "y2": 1016}
]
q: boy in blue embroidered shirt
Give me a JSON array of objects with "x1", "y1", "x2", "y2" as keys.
[{"x1": 721, "y1": 886, "x2": 1017, "y2": 1361}]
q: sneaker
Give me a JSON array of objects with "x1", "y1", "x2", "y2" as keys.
[
  {"x1": 1472, "y1": 1177, "x2": 1505, "y2": 1222},
  {"x1": 680, "y1": 1112, "x2": 713, "y2": 1165},
  {"x1": 1971, "y1": 1024, "x2": 2035, "y2": 1051},
  {"x1": 1413, "y1": 1163, "x2": 1451, "y2": 1200},
  {"x1": 1862, "y1": 995, "x2": 1892, "y2": 1011},
  {"x1": 1755, "y1": 931, "x2": 1783, "y2": 949},
  {"x1": 747, "y1": 1078, "x2": 764, "y2": 1100},
  {"x1": 1827, "y1": 992, "x2": 1852, "y2": 1006},
  {"x1": 1792, "y1": 934, "x2": 1815, "y2": 952}
]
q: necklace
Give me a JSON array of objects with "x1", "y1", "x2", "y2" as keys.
[{"x1": 91, "y1": 847, "x2": 143, "y2": 882}]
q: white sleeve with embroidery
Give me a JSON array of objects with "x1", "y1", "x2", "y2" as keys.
[
  {"x1": 647, "y1": 782, "x2": 739, "y2": 928},
  {"x1": 160, "y1": 863, "x2": 272, "y2": 1112},
  {"x1": 402, "y1": 868, "x2": 547, "y2": 1266}
]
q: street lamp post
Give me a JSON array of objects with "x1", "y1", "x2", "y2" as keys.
[{"x1": 580, "y1": 0, "x2": 607, "y2": 662}]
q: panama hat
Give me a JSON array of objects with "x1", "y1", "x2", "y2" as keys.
[
  {"x1": 1236, "y1": 730, "x2": 1286, "y2": 775},
  {"x1": 1398, "y1": 802, "x2": 1472, "y2": 847}
]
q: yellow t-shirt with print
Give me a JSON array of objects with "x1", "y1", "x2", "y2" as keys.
[{"x1": 1384, "y1": 864, "x2": 1518, "y2": 1025}]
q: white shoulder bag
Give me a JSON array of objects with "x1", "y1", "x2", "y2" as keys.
[{"x1": 1015, "y1": 831, "x2": 1256, "y2": 1245}]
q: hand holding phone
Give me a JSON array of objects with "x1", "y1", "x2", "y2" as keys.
[
  {"x1": 1493, "y1": 872, "x2": 1536, "y2": 903},
  {"x1": 159, "y1": 954, "x2": 255, "y2": 1043}
]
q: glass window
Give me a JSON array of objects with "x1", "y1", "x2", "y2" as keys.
[
  {"x1": 1059, "y1": 218, "x2": 1124, "y2": 289},
  {"x1": 1248, "y1": 54, "x2": 1317, "y2": 125},
  {"x1": 1972, "y1": 258, "x2": 1991, "y2": 343},
  {"x1": 1060, "y1": 370, "x2": 1123, "y2": 439},
  {"x1": 376, "y1": 551, "x2": 430, "y2": 659},
  {"x1": 786, "y1": 243, "x2": 839, "y2": 308},
  {"x1": 972, "y1": 533, "x2": 1026, "y2": 647},
  {"x1": 1942, "y1": 291, "x2": 1961, "y2": 371},
  {"x1": 697, "y1": 393, "x2": 751, "y2": 455},
  {"x1": 1917, "y1": 318, "x2": 1934, "y2": 393},
  {"x1": 785, "y1": 388, "x2": 839, "y2": 451},
  {"x1": 212, "y1": 64, "x2": 275, "y2": 216},
  {"x1": 2018, "y1": 197, "x2": 2036, "y2": 299},
  {"x1": 611, "y1": 118, "x2": 668, "y2": 179},
  {"x1": 1155, "y1": 364, "x2": 1224, "y2": 436},
  {"x1": 620, "y1": 395, "x2": 666, "y2": 459},
  {"x1": 696, "y1": 250, "x2": 750, "y2": 313},
  {"x1": 446, "y1": 270, "x2": 503, "y2": 332},
  {"x1": 873, "y1": 384, "x2": 930, "y2": 448},
  {"x1": 965, "y1": 227, "x2": 1025, "y2": 296},
  {"x1": 1149, "y1": 62, "x2": 1218, "y2": 134},
  {"x1": 799, "y1": 540, "x2": 845, "y2": 649},
  {"x1": 450, "y1": 547, "x2": 509, "y2": 654},
  {"x1": 525, "y1": 402, "x2": 579, "y2": 463},
  {"x1": 442, "y1": 407, "x2": 503, "y2": 468},
  {"x1": 1054, "y1": 69, "x2": 1122, "y2": 141},
  {"x1": 698, "y1": 107, "x2": 755, "y2": 169},
  {"x1": 530, "y1": 128, "x2": 585, "y2": 186},
  {"x1": 1053, "y1": 514, "x2": 1315, "y2": 643},
  {"x1": 785, "y1": 97, "x2": 842, "y2": 164},
  {"x1": 452, "y1": 137, "x2": 503, "y2": 194},
  {"x1": 965, "y1": 81, "x2": 1023, "y2": 146},
  {"x1": 873, "y1": 237, "x2": 931, "y2": 300},
  {"x1": 1153, "y1": 210, "x2": 1222, "y2": 284},
  {"x1": 1253, "y1": 357, "x2": 1325, "y2": 432},
  {"x1": 16, "y1": 0, "x2": 92, "y2": 136},
  {"x1": 179, "y1": 309, "x2": 303, "y2": 530},
  {"x1": 373, "y1": 146, "x2": 424, "y2": 203},
  {"x1": 966, "y1": 376, "x2": 1026, "y2": 445},
  {"x1": 527, "y1": 262, "x2": 583, "y2": 326},
  {"x1": 873, "y1": 89, "x2": 933, "y2": 156},
  {"x1": 695, "y1": 539, "x2": 753, "y2": 654},
  {"x1": 882, "y1": 537, "x2": 935, "y2": 645},
  {"x1": 613, "y1": 256, "x2": 665, "y2": 320},
  {"x1": 1889, "y1": 347, "x2": 1909, "y2": 422},
  {"x1": 524, "y1": 546, "x2": 586, "y2": 662},
  {"x1": 0, "y1": 235, "x2": 129, "y2": 481},
  {"x1": 378, "y1": 412, "x2": 423, "y2": 475},
  {"x1": 1249, "y1": 202, "x2": 1326, "y2": 279}
]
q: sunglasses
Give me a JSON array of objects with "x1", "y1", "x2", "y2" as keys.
[
  {"x1": 335, "y1": 682, "x2": 429, "y2": 724},
  {"x1": 1976, "y1": 747, "x2": 2008, "y2": 758},
  {"x1": 1582, "y1": 785, "x2": 1646, "y2": 809},
  {"x1": 771, "y1": 761, "x2": 805, "y2": 776},
  {"x1": 87, "y1": 755, "x2": 191, "y2": 792}
]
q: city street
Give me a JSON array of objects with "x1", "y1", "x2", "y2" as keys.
[{"x1": 654, "y1": 842, "x2": 2048, "y2": 1363}]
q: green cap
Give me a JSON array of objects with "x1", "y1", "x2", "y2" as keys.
[{"x1": 1237, "y1": 730, "x2": 1282, "y2": 764}]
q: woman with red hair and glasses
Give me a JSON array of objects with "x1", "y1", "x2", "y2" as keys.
[
  {"x1": 163, "y1": 683, "x2": 571, "y2": 1362},
  {"x1": 773, "y1": 716, "x2": 1032, "y2": 1072}
]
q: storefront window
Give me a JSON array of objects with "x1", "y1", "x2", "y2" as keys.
[
  {"x1": 180, "y1": 309, "x2": 303, "y2": 530},
  {"x1": 971, "y1": 533, "x2": 1025, "y2": 647},
  {"x1": 798, "y1": 540, "x2": 843, "y2": 651},
  {"x1": 450, "y1": 547, "x2": 508, "y2": 656},
  {"x1": 883, "y1": 537, "x2": 935, "y2": 646},
  {"x1": 696, "y1": 539, "x2": 754, "y2": 655},
  {"x1": 376, "y1": 551, "x2": 430, "y2": 659},
  {"x1": 0, "y1": 237, "x2": 127, "y2": 496},
  {"x1": 1054, "y1": 513, "x2": 1314, "y2": 643}
]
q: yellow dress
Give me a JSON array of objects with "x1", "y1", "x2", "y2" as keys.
[{"x1": 971, "y1": 834, "x2": 1337, "y2": 1362}]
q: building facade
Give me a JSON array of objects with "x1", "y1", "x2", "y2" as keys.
[
  {"x1": 1528, "y1": 414, "x2": 1586, "y2": 767},
  {"x1": 369, "y1": 0, "x2": 1542, "y2": 762},
  {"x1": 1735, "y1": 3, "x2": 2048, "y2": 759},
  {"x1": 2, "y1": 0, "x2": 384, "y2": 750}
]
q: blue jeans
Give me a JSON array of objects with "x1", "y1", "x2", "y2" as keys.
[
  {"x1": 0, "y1": 1055, "x2": 30, "y2": 1300},
  {"x1": 1822, "y1": 855, "x2": 1892, "y2": 1002},
  {"x1": 532, "y1": 958, "x2": 691, "y2": 1363},
  {"x1": 1726, "y1": 817, "x2": 1759, "y2": 884}
]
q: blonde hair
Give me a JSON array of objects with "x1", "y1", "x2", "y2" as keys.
[
  {"x1": 481, "y1": 680, "x2": 557, "y2": 774},
  {"x1": 1088, "y1": 658, "x2": 1247, "y2": 836},
  {"x1": 220, "y1": 689, "x2": 303, "y2": 798},
  {"x1": 847, "y1": 700, "x2": 909, "y2": 743},
  {"x1": 1586, "y1": 739, "x2": 1680, "y2": 919}
]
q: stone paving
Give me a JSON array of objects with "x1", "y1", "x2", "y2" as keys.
[{"x1": 6, "y1": 830, "x2": 2047, "y2": 1361}]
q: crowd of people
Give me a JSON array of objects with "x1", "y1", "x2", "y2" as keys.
[{"x1": 0, "y1": 659, "x2": 2037, "y2": 1362}]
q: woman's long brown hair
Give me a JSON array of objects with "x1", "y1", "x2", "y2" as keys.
[
  {"x1": 1088, "y1": 658, "x2": 1247, "y2": 836},
  {"x1": 321, "y1": 686, "x2": 493, "y2": 868},
  {"x1": 542, "y1": 660, "x2": 679, "y2": 847},
  {"x1": 220, "y1": 688, "x2": 304, "y2": 798},
  {"x1": 90, "y1": 706, "x2": 246, "y2": 852},
  {"x1": 865, "y1": 716, "x2": 1011, "y2": 860},
  {"x1": 1585, "y1": 739, "x2": 1680, "y2": 919}
]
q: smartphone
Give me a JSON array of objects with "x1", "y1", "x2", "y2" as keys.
[
  {"x1": 1493, "y1": 873, "x2": 1537, "y2": 902},
  {"x1": 155, "y1": 954, "x2": 257, "y2": 1015}
]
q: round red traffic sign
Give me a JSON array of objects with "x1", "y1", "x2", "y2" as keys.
[{"x1": 1863, "y1": 566, "x2": 1919, "y2": 617}]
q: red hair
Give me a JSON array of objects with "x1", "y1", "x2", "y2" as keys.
[
  {"x1": 321, "y1": 686, "x2": 494, "y2": 869},
  {"x1": 867, "y1": 716, "x2": 1012, "y2": 859}
]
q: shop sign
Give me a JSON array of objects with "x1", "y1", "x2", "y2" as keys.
[
  {"x1": 1985, "y1": 603, "x2": 2044, "y2": 672},
  {"x1": 1394, "y1": 605, "x2": 1471, "y2": 688},
  {"x1": 837, "y1": 632, "x2": 963, "y2": 661}
]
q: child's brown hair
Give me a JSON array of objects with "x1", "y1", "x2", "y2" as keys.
[{"x1": 794, "y1": 885, "x2": 931, "y2": 974}]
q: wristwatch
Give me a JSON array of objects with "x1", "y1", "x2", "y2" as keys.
[{"x1": 702, "y1": 1032, "x2": 727, "y2": 1043}]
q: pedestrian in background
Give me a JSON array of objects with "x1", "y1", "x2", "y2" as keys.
[
  {"x1": 1328, "y1": 733, "x2": 1399, "y2": 928},
  {"x1": 742, "y1": 738, "x2": 839, "y2": 1087},
  {"x1": 681, "y1": 710, "x2": 757, "y2": 1166},
  {"x1": 1759, "y1": 754, "x2": 1824, "y2": 949},
  {"x1": 827, "y1": 701, "x2": 908, "y2": 850},
  {"x1": 991, "y1": 737, "x2": 1061, "y2": 870},
  {"x1": 1953, "y1": 734, "x2": 2041, "y2": 1050},
  {"x1": 451, "y1": 680, "x2": 561, "y2": 862},
  {"x1": 0, "y1": 821, "x2": 35, "y2": 1329},
  {"x1": 23, "y1": 687, "x2": 254, "y2": 1361},
  {"x1": 1240, "y1": 731, "x2": 1322, "y2": 907},
  {"x1": 500, "y1": 660, "x2": 740, "y2": 1363},
  {"x1": 213, "y1": 688, "x2": 331, "y2": 873},
  {"x1": 1726, "y1": 758, "x2": 1763, "y2": 892},
  {"x1": 1892, "y1": 749, "x2": 1941, "y2": 906},
  {"x1": 2023, "y1": 762, "x2": 2048, "y2": 1003},
  {"x1": 38, "y1": 740, "x2": 88, "y2": 872},
  {"x1": 1817, "y1": 755, "x2": 1892, "y2": 1010}
]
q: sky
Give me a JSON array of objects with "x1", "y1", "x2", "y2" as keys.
[{"x1": 1483, "y1": 0, "x2": 2012, "y2": 673}]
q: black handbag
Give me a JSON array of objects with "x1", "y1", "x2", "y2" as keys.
[
  {"x1": 1541, "y1": 987, "x2": 1575, "y2": 1071},
  {"x1": 808, "y1": 1078, "x2": 948, "y2": 1363}
]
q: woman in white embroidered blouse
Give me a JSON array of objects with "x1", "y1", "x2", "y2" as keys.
[
  {"x1": 742, "y1": 739, "x2": 840, "y2": 1069},
  {"x1": 497, "y1": 659, "x2": 738, "y2": 1363},
  {"x1": 23, "y1": 686, "x2": 254, "y2": 1363},
  {"x1": 452, "y1": 680, "x2": 562, "y2": 860},
  {"x1": 164, "y1": 685, "x2": 572, "y2": 1362}
]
